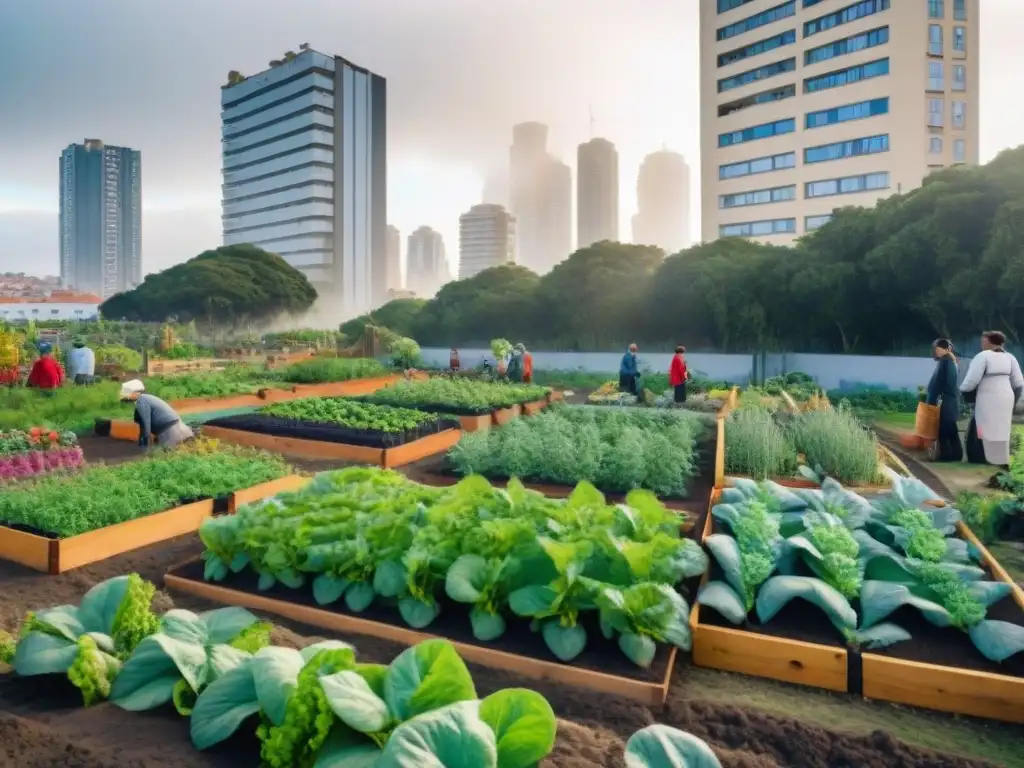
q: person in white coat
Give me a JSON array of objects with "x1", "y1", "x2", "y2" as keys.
[{"x1": 959, "y1": 330, "x2": 1024, "y2": 466}]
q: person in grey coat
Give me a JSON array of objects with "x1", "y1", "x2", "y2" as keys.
[{"x1": 119, "y1": 379, "x2": 194, "y2": 448}]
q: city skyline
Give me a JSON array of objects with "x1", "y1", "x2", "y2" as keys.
[{"x1": 1, "y1": 0, "x2": 1022, "y2": 280}]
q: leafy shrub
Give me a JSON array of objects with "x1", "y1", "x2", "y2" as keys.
[
  {"x1": 279, "y1": 356, "x2": 386, "y2": 384},
  {"x1": 94, "y1": 344, "x2": 143, "y2": 370},
  {"x1": 360, "y1": 378, "x2": 550, "y2": 415},
  {"x1": 262, "y1": 398, "x2": 438, "y2": 432},
  {"x1": 724, "y1": 407, "x2": 798, "y2": 480},
  {"x1": 789, "y1": 406, "x2": 879, "y2": 485},
  {"x1": 826, "y1": 387, "x2": 919, "y2": 413}
]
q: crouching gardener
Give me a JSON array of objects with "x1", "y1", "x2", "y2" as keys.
[{"x1": 119, "y1": 379, "x2": 194, "y2": 448}]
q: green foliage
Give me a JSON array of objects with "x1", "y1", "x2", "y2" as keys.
[
  {"x1": 0, "y1": 381, "x2": 132, "y2": 433},
  {"x1": 143, "y1": 365, "x2": 281, "y2": 401},
  {"x1": 788, "y1": 406, "x2": 880, "y2": 485},
  {"x1": 261, "y1": 398, "x2": 439, "y2": 432},
  {"x1": 94, "y1": 344, "x2": 143, "y2": 370},
  {"x1": 360, "y1": 378, "x2": 550, "y2": 415},
  {"x1": 198, "y1": 467, "x2": 706, "y2": 664},
  {"x1": 624, "y1": 724, "x2": 722, "y2": 767},
  {"x1": 388, "y1": 336, "x2": 423, "y2": 369},
  {"x1": 448, "y1": 405, "x2": 708, "y2": 496},
  {"x1": 99, "y1": 244, "x2": 317, "y2": 326},
  {"x1": 0, "y1": 444, "x2": 289, "y2": 536},
  {"x1": 340, "y1": 299, "x2": 427, "y2": 339},
  {"x1": 827, "y1": 388, "x2": 920, "y2": 414},
  {"x1": 724, "y1": 407, "x2": 798, "y2": 480},
  {"x1": 279, "y1": 356, "x2": 387, "y2": 384}
]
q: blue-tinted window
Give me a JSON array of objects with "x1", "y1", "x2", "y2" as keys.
[
  {"x1": 718, "y1": 0, "x2": 757, "y2": 12},
  {"x1": 954, "y1": 0, "x2": 966, "y2": 20},
  {"x1": 719, "y1": 30, "x2": 797, "y2": 68},
  {"x1": 953, "y1": 26, "x2": 966, "y2": 52},
  {"x1": 804, "y1": 134, "x2": 889, "y2": 164},
  {"x1": 720, "y1": 218, "x2": 796, "y2": 237},
  {"x1": 718, "y1": 1, "x2": 795, "y2": 42},
  {"x1": 805, "y1": 214, "x2": 833, "y2": 231},
  {"x1": 953, "y1": 138, "x2": 966, "y2": 163},
  {"x1": 805, "y1": 26, "x2": 888, "y2": 65},
  {"x1": 805, "y1": 97, "x2": 889, "y2": 129},
  {"x1": 805, "y1": 0, "x2": 890, "y2": 37},
  {"x1": 719, "y1": 84, "x2": 797, "y2": 117},
  {"x1": 929, "y1": 24, "x2": 943, "y2": 55},
  {"x1": 803, "y1": 0, "x2": 827, "y2": 6},
  {"x1": 719, "y1": 117, "x2": 796, "y2": 147},
  {"x1": 804, "y1": 58, "x2": 889, "y2": 93},
  {"x1": 806, "y1": 172, "x2": 890, "y2": 198},
  {"x1": 929, "y1": 0, "x2": 945, "y2": 19},
  {"x1": 719, "y1": 58, "x2": 796, "y2": 92},
  {"x1": 719, "y1": 152, "x2": 796, "y2": 180},
  {"x1": 719, "y1": 184, "x2": 796, "y2": 209}
]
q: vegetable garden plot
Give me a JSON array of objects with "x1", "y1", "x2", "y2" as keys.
[
  {"x1": 354, "y1": 377, "x2": 552, "y2": 422},
  {"x1": 200, "y1": 399, "x2": 462, "y2": 467},
  {"x1": 165, "y1": 467, "x2": 706, "y2": 705},
  {"x1": 689, "y1": 474, "x2": 1024, "y2": 723},
  {"x1": 0, "y1": 444, "x2": 291, "y2": 573}
]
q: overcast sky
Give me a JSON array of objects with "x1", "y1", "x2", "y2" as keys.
[{"x1": 1, "y1": 0, "x2": 1022, "y2": 279}]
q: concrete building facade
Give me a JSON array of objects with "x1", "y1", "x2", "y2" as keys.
[
  {"x1": 221, "y1": 47, "x2": 387, "y2": 313},
  {"x1": 406, "y1": 226, "x2": 450, "y2": 298},
  {"x1": 701, "y1": 0, "x2": 980, "y2": 244},
  {"x1": 632, "y1": 150, "x2": 691, "y2": 254},
  {"x1": 385, "y1": 224, "x2": 402, "y2": 292},
  {"x1": 577, "y1": 138, "x2": 619, "y2": 248},
  {"x1": 59, "y1": 139, "x2": 142, "y2": 299},
  {"x1": 458, "y1": 203, "x2": 517, "y2": 280}
]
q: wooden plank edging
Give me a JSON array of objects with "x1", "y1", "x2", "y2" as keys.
[
  {"x1": 164, "y1": 566, "x2": 676, "y2": 707},
  {"x1": 230, "y1": 475, "x2": 313, "y2": 512}
]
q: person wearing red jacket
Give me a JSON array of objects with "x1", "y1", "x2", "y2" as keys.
[
  {"x1": 669, "y1": 345, "x2": 689, "y2": 404},
  {"x1": 26, "y1": 343, "x2": 65, "y2": 391}
]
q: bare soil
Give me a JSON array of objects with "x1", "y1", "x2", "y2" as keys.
[{"x1": 0, "y1": 534, "x2": 1014, "y2": 768}]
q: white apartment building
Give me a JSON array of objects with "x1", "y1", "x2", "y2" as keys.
[
  {"x1": 221, "y1": 47, "x2": 387, "y2": 313},
  {"x1": 406, "y1": 226, "x2": 450, "y2": 298},
  {"x1": 700, "y1": 0, "x2": 980, "y2": 244},
  {"x1": 459, "y1": 204, "x2": 517, "y2": 280}
]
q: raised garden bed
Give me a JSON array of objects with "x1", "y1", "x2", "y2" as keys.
[
  {"x1": 165, "y1": 556, "x2": 679, "y2": 706},
  {"x1": 0, "y1": 427, "x2": 83, "y2": 481}
]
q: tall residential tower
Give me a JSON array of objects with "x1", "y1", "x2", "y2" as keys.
[
  {"x1": 701, "y1": 0, "x2": 980, "y2": 243},
  {"x1": 577, "y1": 138, "x2": 619, "y2": 248},
  {"x1": 632, "y1": 150, "x2": 691, "y2": 254},
  {"x1": 459, "y1": 203, "x2": 517, "y2": 280},
  {"x1": 59, "y1": 139, "x2": 142, "y2": 298},
  {"x1": 405, "y1": 226, "x2": 450, "y2": 298},
  {"x1": 221, "y1": 47, "x2": 387, "y2": 313}
]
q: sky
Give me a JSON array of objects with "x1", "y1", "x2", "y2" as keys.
[{"x1": 0, "y1": 0, "x2": 1022, "y2": 281}]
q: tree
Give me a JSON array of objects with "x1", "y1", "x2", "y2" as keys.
[
  {"x1": 340, "y1": 298, "x2": 427, "y2": 339},
  {"x1": 100, "y1": 244, "x2": 317, "y2": 326}
]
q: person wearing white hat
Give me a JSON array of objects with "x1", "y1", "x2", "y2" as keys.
[{"x1": 119, "y1": 380, "x2": 194, "y2": 448}]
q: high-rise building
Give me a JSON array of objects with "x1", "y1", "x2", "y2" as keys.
[
  {"x1": 577, "y1": 138, "x2": 619, "y2": 248},
  {"x1": 59, "y1": 139, "x2": 142, "y2": 299},
  {"x1": 385, "y1": 224, "x2": 402, "y2": 293},
  {"x1": 221, "y1": 47, "x2": 387, "y2": 314},
  {"x1": 701, "y1": 0, "x2": 980, "y2": 244},
  {"x1": 458, "y1": 204, "x2": 517, "y2": 280},
  {"x1": 508, "y1": 122, "x2": 573, "y2": 274},
  {"x1": 406, "y1": 226, "x2": 450, "y2": 298},
  {"x1": 631, "y1": 150, "x2": 691, "y2": 254}
]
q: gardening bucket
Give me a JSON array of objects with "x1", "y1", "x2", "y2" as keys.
[{"x1": 914, "y1": 402, "x2": 940, "y2": 440}]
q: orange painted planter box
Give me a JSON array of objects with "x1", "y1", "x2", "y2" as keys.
[
  {"x1": 547, "y1": 390, "x2": 564, "y2": 404},
  {"x1": 200, "y1": 426, "x2": 461, "y2": 469},
  {"x1": 458, "y1": 414, "x2": 492, "y2": 432},
  {"x1": 229, "y1": 475, "x2": 312, "y2": 512},
  {"x1": 165, "y1": 562, "x2": 678, "y2": 707},
  {"x1": 492, "y1": 404, "x2": 521, "y2": 426},
  {"x1": 521, "y1": 399, "x2": 548, "y2": 416},
  {"x1": 169, "y1": 374, "x2": 404, "y2": 414},
  {"x1": 0, "y1": 499, "x2": 215, "y2": 574}
]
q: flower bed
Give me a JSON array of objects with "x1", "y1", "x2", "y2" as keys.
[
  {"x1": 0, "y1": 442, "x2": 291, "y2": 572},
  {"x1": 166, "y1": 466, "x2": 705, "y2": 701},
  {"x1": 691, "y1": 473, "x2": 1024, "y2": 723},
  {"x1": 0, "y1": 427, "x2": 83, "y2": 481}
]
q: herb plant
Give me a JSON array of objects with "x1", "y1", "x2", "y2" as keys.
[
  {"x1": 359, "y1": 378, "x2": 550, "y2": 415},
  {"x1": 261, "y1": 397, "x2": 439, "y2": 432}
]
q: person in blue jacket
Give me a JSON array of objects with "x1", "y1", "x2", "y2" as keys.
[{"x1": 619, "y1": 343, "x2": 639, "y2": 395}]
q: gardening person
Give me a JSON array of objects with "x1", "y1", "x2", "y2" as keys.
[
  {"x1": 68, "y1": 337, "x2": 96, "y2": 385},
  {"x1": 449, "y1": 347, "x2": 460, "y2": 372},
  {"x1": 960, "y1": 330, "x2": 1024, "y2": 466},
  {"x1": 669, "y1": 345, "x2": 690, "y2": 404},
  {"x1": 619, "y1": 343, "x2": 639, "y2": 395},
  {"x1": 26, "y1": 342, "x2": 64, "y2": 391},
  {"x1": 925, "y1": 338, "x2": 963, "y2": 462},
  {"x1": 505, "y1": 345, "x2": 525, "y2": 383},
  {"x1": 518, "y1": 343, "x2": 534, "y2": 384},
  {"x1": 120, "y1": 379, "x2": 194, "y2": 449}
]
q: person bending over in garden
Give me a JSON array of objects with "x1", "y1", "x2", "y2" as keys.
[
  {"x1": 925, "y1": 338, "x2": 963, "y2": 462},
  {"x1": 669, "y1": 345, "x2": 690, "y2": 404},
  {"x1": 26, "y1": 342, "x2": 64, "y2": 391},
  {"x1": 120, "y1": 379, "x2": 194, "y2": 449},
  {"x1": 619, "y1": 343, "x2": 639, "y2": 395}
]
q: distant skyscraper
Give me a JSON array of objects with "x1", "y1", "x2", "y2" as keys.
[
  {"x1": 59, "y1": 139, "x2": 142, "y2": 299},
  {"x1": 508, "y1": 122, "x2": 573, "y2": 274},
  {"x1": 459, "y1": 204, "x2": 517, "y2": 280},
  {"x1": 406, "y1": 226, "x2": 450, "y2": 298},
  {"x1": 385, "y1": 225, "x2": 402, "y2": 293},
  {"x1": 631, "y1": 150, "x2": 690, "y2": 254},
  {"x1": 220, "y1": 47, "x2": 387, "y2": 314},
  {"x1": 577, "y1": 138, "x2": 619, "y2": 248}
]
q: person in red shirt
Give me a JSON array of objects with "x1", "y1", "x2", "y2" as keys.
[
  {"x1": 669, "y1": 345, "x2": 689, "y2": 404},
  {"x1": 519, "y1": 343, "x2": 534, "y2": 384},
  {"x1": 26, "y1": 343, "x2": 65, "y2": 391}
]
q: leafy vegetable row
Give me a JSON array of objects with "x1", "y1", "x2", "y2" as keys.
[
  {"x1": 0, "y1": 441, "x2": 290, "y2": 537},
  {"x1": 358, "y1": 378, "x2": 551, "y2": 415},
  {"x1": 199, "y1": 467, "x2": 707, "y2": 666},
  {"x1": 449, "y1": 404, "x2": 709, "y2": 496},
  {"x1": 261, "y1": 397, "x2": 439, "y2": 433},
  {"x1": 696, "y1": 471, "x2": 1024, "y2": 663},
  {"x1": 0, "y1": 574, "x2": 724, "y2": 768}
]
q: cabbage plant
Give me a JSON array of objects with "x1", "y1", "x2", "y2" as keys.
[{"x1": 625, "y1": 724, "x2": 722, "y2": 767}]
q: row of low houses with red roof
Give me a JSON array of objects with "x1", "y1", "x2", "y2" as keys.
[{"x1": 0, "y1": 291, "x2": 103, "y2": 321}]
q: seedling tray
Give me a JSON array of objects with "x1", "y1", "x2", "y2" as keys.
[
  {"x1": 200, "y1": 424, "x2": 461, "y2": 469},
  {"x1": 165, "y1": 557, "x2": 678, "y2": 707}
]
